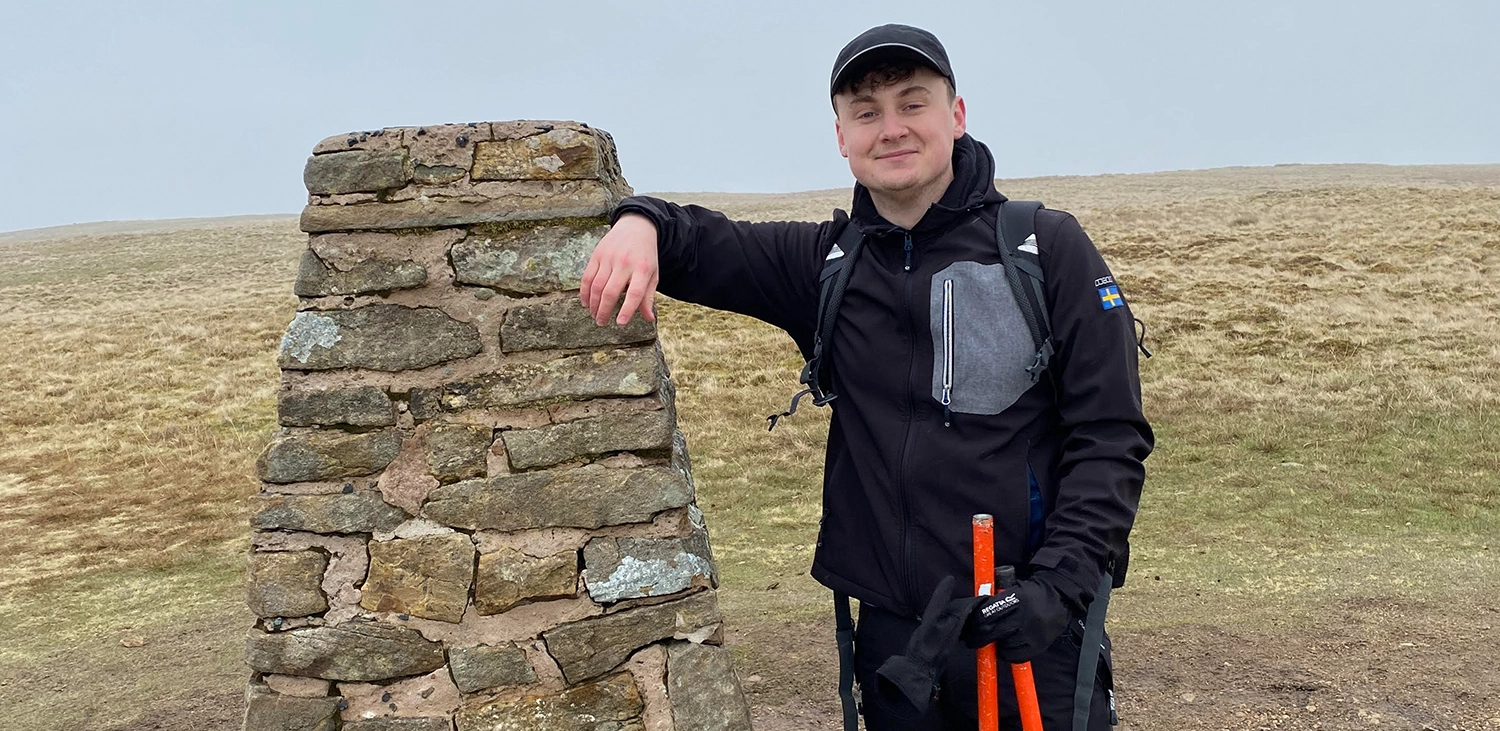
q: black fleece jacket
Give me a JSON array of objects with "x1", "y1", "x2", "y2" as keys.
[{"x1": 613, "y1": 135, "x2": 1153, "y2": 619}]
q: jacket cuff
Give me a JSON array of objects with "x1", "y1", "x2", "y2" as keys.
[
  {"x1": 610, "y1": 197, "x2": 664, "y2": 227},
  {"x1": 1027, "y1": 557, "x2": 1100, "y2": 615}
]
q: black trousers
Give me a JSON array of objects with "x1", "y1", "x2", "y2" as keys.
[{"x1": 854, "y1": 602, "x2": 1115, "y2": 730}]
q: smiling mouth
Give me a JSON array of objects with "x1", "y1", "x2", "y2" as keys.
[{"x1": 877, "y1": 150, "x2": 918, "y2": 160}]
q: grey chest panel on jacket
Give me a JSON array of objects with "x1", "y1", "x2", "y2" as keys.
[{"x1": 928, "y1": 260, "x2": 1035, "y2": 415}]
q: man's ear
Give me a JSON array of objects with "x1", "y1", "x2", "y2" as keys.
[
  {"x1": 835, "y1": 117, "x2": 849, "y2": 158},
  {"x1": 952, "y1": 95, "x2": 967, "y2": 139}
]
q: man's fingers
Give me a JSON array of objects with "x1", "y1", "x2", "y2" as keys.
[
  {"x1": 637, "y1": 272, "x2": 659, "y2": 323},
  {"x1": 580, "y1": 254, "x2": 601, "y2": 311},
  {"x1": 584, "y1": 257, "x2": 617, "y2": 320},
  {"x1": 616, "y1": 267, "x2": 654, "y2": 326},
  {"x1": 594, "y1": 266, "x2": 631, "y2": 326}
]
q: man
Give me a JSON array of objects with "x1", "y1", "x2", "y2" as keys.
[{"x1": 580, "y1": 24, "x2": 1152, "y2": 730}]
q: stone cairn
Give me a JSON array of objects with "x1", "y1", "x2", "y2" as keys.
[{"x1": 244, "y1": 120, "x2": 754, "y2": 731}]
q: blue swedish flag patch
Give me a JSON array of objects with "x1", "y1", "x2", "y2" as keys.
[{"x1": 1098, "y1": 285, "x2": 1124, "y2": 310}]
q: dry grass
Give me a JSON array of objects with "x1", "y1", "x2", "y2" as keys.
[
  {"x1": 0, "y1": 222, "x2": 303, "y2": 591},
  {"x1": 0, "y1": 163, "x2": 1496, "y2": 638}
]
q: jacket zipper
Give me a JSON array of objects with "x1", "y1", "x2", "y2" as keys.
[
  {"x1": 942, "y1": 278, "x2": 953, "y2": 428},
  {"x1": 897, "y1": 231, "x2": 920, "y2": 611}
]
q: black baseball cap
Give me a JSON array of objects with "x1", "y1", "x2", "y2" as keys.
[{"x1": 829, "y1": 24, "x2": 955, "y2": 98}]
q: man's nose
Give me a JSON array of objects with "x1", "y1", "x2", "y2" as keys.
[{"x1": 878, "y1": 113, "x2": 908, "y2": 141}]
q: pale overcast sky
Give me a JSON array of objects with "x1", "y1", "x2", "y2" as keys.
[{"x1": 2, "y1": 0, "x2": 1497, "y2": 232}]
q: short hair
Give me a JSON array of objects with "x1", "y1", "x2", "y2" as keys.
[{"x1": 832, "y1": 60, "x2": 956, "y2": 107}]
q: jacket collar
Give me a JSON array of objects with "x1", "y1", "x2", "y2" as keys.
[{"x1": 849, "y1": 134, "x2": 1008, "y2": 238}]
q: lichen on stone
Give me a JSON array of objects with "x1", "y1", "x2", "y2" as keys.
[
  {"x1": 280, "y1": 312, "x2": 342, "y2": 364},
  {"x1": 588, "y1": 553, "x2": 714, "y2": 603}
]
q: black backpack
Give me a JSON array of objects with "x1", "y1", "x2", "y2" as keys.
[{"x1": 768, "y1": 200, "x2": 1054, "y2": 430}]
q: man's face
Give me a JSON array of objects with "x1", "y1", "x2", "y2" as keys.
[{"x1": 833, "y1": 67, "x2": 966, "y2": 198}]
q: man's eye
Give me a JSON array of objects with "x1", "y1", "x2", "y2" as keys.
[
  {"x1": 858, "y1": 111, "x2": 877, "y2": 120},
  {"x1": 905, "y1": 103, "x2": 925, "y2": 112}
]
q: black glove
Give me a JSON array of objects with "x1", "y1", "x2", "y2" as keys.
[
  {"x1": 873, "y1": 576, "x2": 984, "y2": 720},
  {"x1": 959, "y1": 569, "x2": 1073, "y2": 663}
]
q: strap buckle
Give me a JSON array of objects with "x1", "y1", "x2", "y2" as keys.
[
  {"x1": 798, "y1": 358, "x2": 819, "y2": 388},
  {"x1": 1025, "y1": 339, "x2": 1056, "y2": 384},
  {"x1": 768, "y1": 359, "x2": 837, "y2": 430},
  {"x1": 766, "y1": 385, "x2": 836, "y2": 431}
]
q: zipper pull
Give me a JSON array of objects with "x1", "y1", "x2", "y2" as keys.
[
  {"x1": 942, "y1": 278, "x2": 953, "y2": 428},
  {"x1": 903, "y1": 233, "x2": 913, "y2": 272}
]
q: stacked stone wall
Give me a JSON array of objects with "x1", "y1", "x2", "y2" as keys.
[{"x1": 244, "y1": 120, "x2": 753, "y2": 731}]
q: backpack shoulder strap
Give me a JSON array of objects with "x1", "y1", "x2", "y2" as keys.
[
  {"x1": 994, "y1": 200, "x2": 1055, "y2": 384},
  {"x1": 814, "y1": 222, "x2": 865, "y2": 376},
  {"x1": 767, "y1": 222, "x2": 865, "y2": 430},
  {"x1": 833, "y1": 591, "x2": 860, "y2": 731},
  {"x1": 1072, "y1": 572, "x2": 1117, "y2": 730}
]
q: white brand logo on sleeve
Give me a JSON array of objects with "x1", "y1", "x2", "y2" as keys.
[{"x1": 1018, "y1": 234, "x2": 1038, "y2": 255}]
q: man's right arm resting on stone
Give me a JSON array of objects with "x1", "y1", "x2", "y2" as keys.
[{"x1": 581, "y1": 196, "x2": 833, "y2": 346}]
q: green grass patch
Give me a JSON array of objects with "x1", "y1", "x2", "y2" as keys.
[
  {"x1": 0, "y1": 546, "x2": 247, "y2": 664},
  {"x1": 1138, "y1": 409, "x2": 1499, "y2": 553}
]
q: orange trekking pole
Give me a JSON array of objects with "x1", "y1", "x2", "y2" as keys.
[
  {"x1": 973, "y1": 514, "x2": 1001, "y2": 731},
  {"x1": 973, "y1": 514, "x2": 1044, "y2": 731}
]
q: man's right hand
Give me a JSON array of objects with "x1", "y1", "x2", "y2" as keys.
[
  {"x1": 580, "y1": 213, "x2": 660, "y2": 327},
  {"x1": 959, "y1": 572, "x2": 1072, "y2": 663}
]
